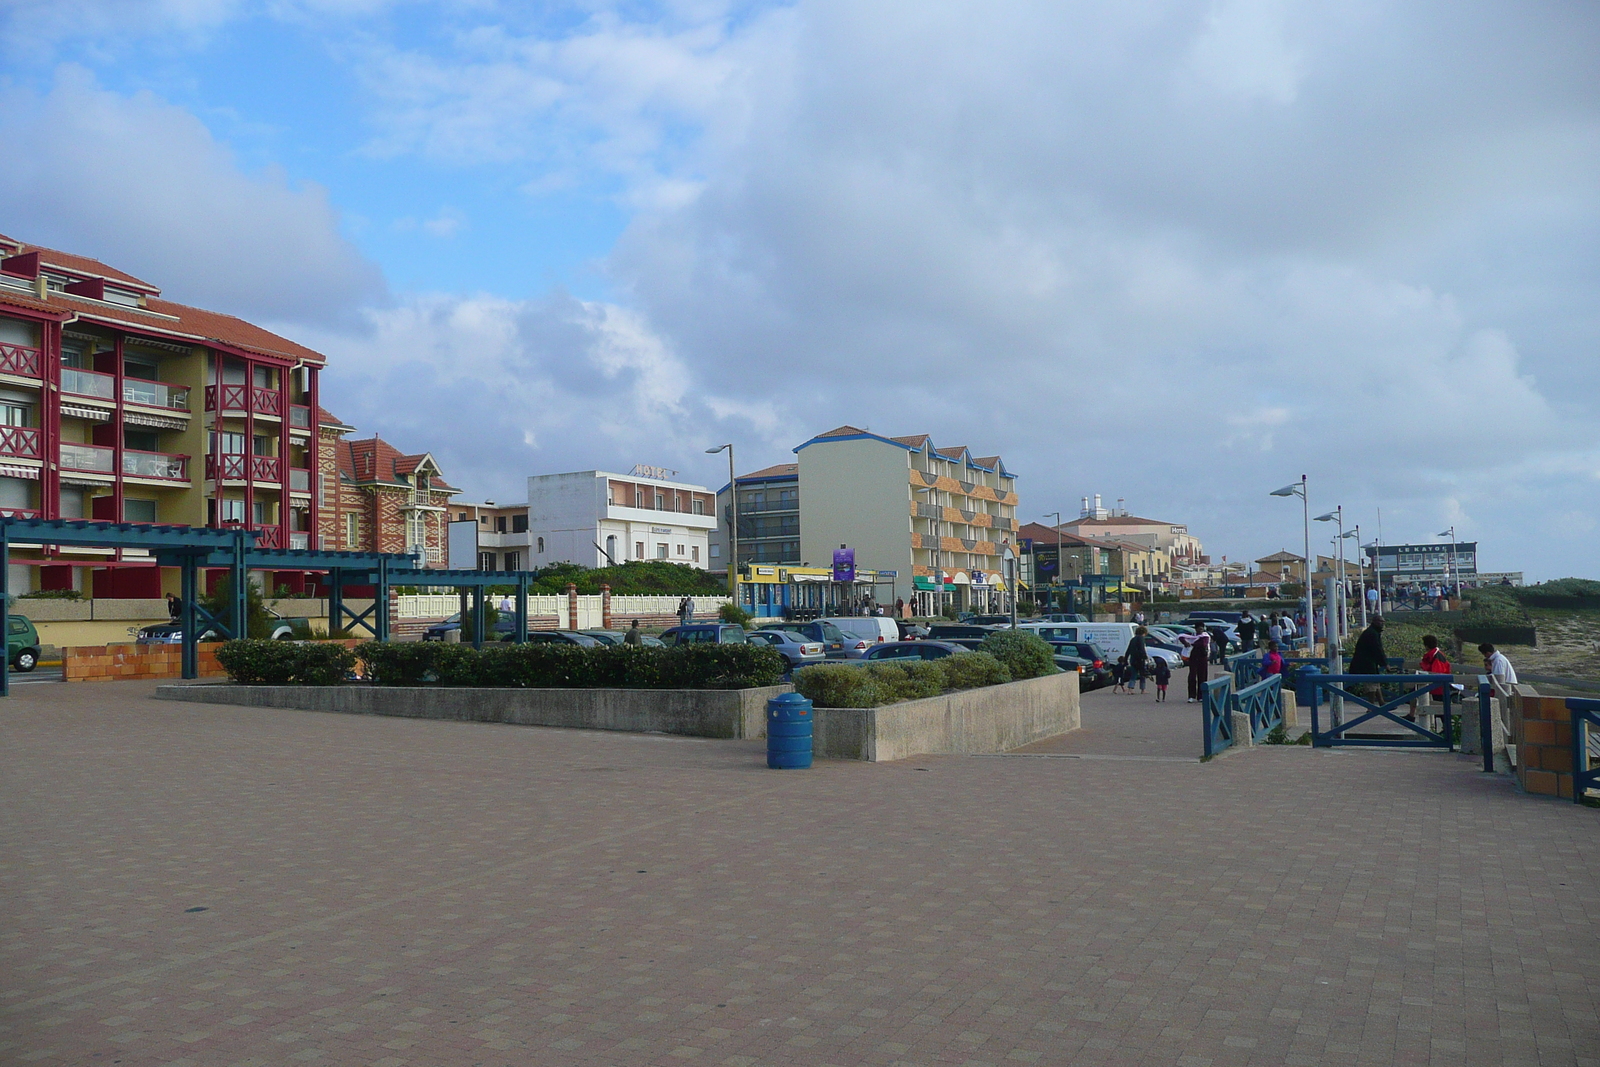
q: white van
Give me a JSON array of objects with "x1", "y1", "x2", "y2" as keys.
[
  {"x1": 823, "y1": 616, "x2": 899, "y2": 658},
  {"x1": 1018, "y1": 621, "x2": 1182, "y2": 666}
]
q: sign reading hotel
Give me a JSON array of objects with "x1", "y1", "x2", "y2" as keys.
[{"x1": 832, "y1": 547, "x2": 856, "y2": 582}]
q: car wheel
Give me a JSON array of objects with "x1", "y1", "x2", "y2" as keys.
[{"x1": 13, "y1": 649, "x2": 37, "y2": 673}]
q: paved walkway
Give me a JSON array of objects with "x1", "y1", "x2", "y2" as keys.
[
  {"x1": 1012, "y1": 682, "x2": 1208, "y2": 759},
  {"x1": 3, "y1": 680, "x2": 1598, "y2": 1066}
]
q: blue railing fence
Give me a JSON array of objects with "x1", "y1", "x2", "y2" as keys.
[
  {"x1": 1226, "y1": 652, "x2": 1260, "y2": 689},
  {"x1": 1232, "y1": 674, "x2": 1285, "y2": 744},
  {"x1": 1568, "y1": 698, "x2": 1600, "y2": 804},
  {"x1": 1202, "y1": 675, "x2": 1234, "y2": 757},
  {"x1": 1307, "y1": 673, "x2": 1458, "y2": 750}
]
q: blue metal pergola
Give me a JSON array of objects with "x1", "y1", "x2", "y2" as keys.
[{"x1": 0, "y1": 518, "x2": 421, "y2": 696}]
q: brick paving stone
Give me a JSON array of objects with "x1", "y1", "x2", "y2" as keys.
[{"x1": 1, "y1": 680, "x2": 1598, "y2": 1066}]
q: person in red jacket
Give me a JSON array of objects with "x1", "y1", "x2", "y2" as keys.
[{"x1": 1415, "y1": 634, "x2": 1452, "y2": 720}]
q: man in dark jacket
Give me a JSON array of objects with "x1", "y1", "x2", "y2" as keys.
[
  {"x1": 1348, "y1": 615, "x2": 1388, "y2": 674},
  {"x1": 1238, "y1": 610, "x2": 1257, "y2": 649}
]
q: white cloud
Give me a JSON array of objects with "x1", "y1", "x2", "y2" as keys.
[{"x1": 0, "y1": 67, "x2": 384, "y2": 325}]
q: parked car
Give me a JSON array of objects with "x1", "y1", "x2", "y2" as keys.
[
  {"x1": 517, "y1": 630, "x2": 604, "y2": 647},
  {"x1": 926, "y1": 623, "x2": 1001, "y2": 642},
  {"x1": 7, "y1": 614, "x2": 41, "y2": 672},
  {"x1": 1185, "y1": 610, "x2": 1245, "y2": 626},
  {"x1": 1042, "y1": 640, "x2": 1111, "y2": 670},
  {"x1": 1017, "y1": 621, "x2": 1182, "y2": 666},
  {"x1": 764, "y1": 620, "x2": 849, "y2": 658},
  {"x1": 963, "y1": 614, "x2": 1014, "y2": 626},
  {"x1": 1055, "y1": 654, "x2": 1111, "y2": 691},
  {"x1": 854, "y1": 640, "x2": 965, "y2": 662},
  {"x1": 894, "y1": 620, "x2": 930, "y2": 641},
  {"x1": 1038, "y1": 613, "x2": 1088, "y2": 623},
  {"x1": 134, "y1": 616, "x2": 303, "y2": 643},
  {"x1": 821, "y1": 616, "x2": 900, "y2": 658},
  {"x1": 579, "y1": 629, "x2": 666, "y2": 648},
  {"x1": 660, "y1": 624, "x2": 748, "y2": 646},
  {"x1": 747, "y1": 630, "x2": 825, "y2": 669}
]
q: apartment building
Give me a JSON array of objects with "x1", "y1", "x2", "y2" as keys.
[
  {"x1": 1017, "y1": 522, "x2": 1170, "y2": 589},
  {"x1": 527, "y1": 467, "x2": 717, "y2": 570},
  {"x1": 317, "y1": 411, "x2": 459, "y2": 568},
  {"x1": 448, "y1": 500, "x2": 531, "y2": 572},
  {"x1": 1060, "y1": 495, "x2": 1206, "y2": 566},
  {"x1": 708, "y1": 463, "x2": 800, "y2": 568},
  {"x1": 0, "y1": 232, "x2": 328, "y2": 596}
]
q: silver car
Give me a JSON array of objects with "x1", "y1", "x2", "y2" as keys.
[{"x1": 747, "y1": 629, "x2": 826, "y2": 668}]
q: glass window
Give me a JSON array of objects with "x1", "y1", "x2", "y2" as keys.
[
  {"x1": 345, "y1": 512, "x2": 359, "y2": 548},
  {"x1": 0, "y1": 402, "x2": 31, "y2": 427},
  {"x1": 124, "y1": 429, "x2": 160, "y2": 452},
  {"x1": 536, "y1": 537, "x2": 545, "y2": 553},
  {"x1": 511, "y1": 514, "x2": 528, "y2": 533},
  {"x1": 635, "y1": 541, "x2": 644, "y2": 558},
  {"x1": 220, "y1": 498, "x2": 245, "y2": 523},
  {"x1": 676, "y1": 544, "x2": 684, "y2": 556},
  {"x1": 252, "y1": 500, "x2": 268, "y2": 525},
  {"x1": 124, "y1": 498, "x2": 157, "y2": 523},
  {"x1": 214, "y1": 432, "x2": 245, "y2": 454},
  {"x1": 504, "y1": 552, "x2": 520, "y2": 571},
  {"x1": 252, "y1": 365, "x2": 273, "y2": 389},
  {"x1": 656, "y1": 543, "x2": 668, "y2": 559},
  {"x1": 124, "y1": 357, "x2": 158, "y2": 381},
  {"x1": 692, "y1": 499, "x2": 704, "y2": 514},
  {"x1": 691, "y1": 546, "x2": 699, "y2": 563}
]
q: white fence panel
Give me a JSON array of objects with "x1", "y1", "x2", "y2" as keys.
[{"x1": 396, "y1": 593, "x2": 731, "y2": 623}]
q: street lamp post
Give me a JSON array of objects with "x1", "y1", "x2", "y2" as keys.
[
  {"x1": 706, "y1": 444, "x2": 737, "y2": 605},
  {"x1": 1314, "y1": 506, "x2": 1345, "y2": 639},
  {"x1": 1269, "y1": 476, "x2": 1316, "y2": 653},
  {"x1": 1437, "y1": 526, "x2": 1460, "y2": 600},
  {"x1": 1343, "y1": 525, "x2": 1365, "y2": 628},
  {"x1": 1042, "y1": 511, "x2": 1062, "y2": 613}
]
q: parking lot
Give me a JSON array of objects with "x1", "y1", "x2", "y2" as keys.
[{"x1": 3, "y1": 680, "x2": 1598, "y2": 1066}]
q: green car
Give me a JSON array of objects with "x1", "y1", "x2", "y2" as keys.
[{"x1": 7, "y1": 614, "x2": 40, "y2": 672}]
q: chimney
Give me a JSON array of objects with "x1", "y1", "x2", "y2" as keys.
[
  {"x1": 1117, "y1": 497, "x2": 1125, "y2": 516},
  {"x1": 1080, "y1": 496, "x2": 1089, "y2": 518}
]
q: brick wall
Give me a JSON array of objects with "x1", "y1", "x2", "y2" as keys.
[
  {"x1": 1513, "y1": 694, "x2": 1575, "y2": 799},
  {"x1": 64, "y1": 642, "x2": 228, "y2": 683}
]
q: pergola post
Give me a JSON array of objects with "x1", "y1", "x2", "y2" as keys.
[
  {"x1": 376, "y1": 558, "x2": 391, "y2": 642},
  {"x1": 231, "y1": 529, "x2": 249, "y2": 639},
  {"x1": 1, "y1": 525, "x2": 9, "y2": 698},
  {"x1": 471, "y1": 585, "x2": 486, "y2": 650},
  {"x1": 515, "y1": 574, "x2": 528, "y2": 644},
  {"x1": 180, "y1": 554, "x2": 198, "y2": 679}
]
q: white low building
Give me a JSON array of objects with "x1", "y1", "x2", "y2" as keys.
[{"x1": 527, "y1": 467, "x2": 718, "y2": 570}]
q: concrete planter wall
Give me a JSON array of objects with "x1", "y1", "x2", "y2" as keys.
[
  {"x1": 812, "y1": 670, "x2": 1080, "y2": 761},
  {"x1": 156, "y1": 682, "x2": 792, "y2": 740}
]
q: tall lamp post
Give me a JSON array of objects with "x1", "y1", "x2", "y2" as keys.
[
  {"x1": 1437, "y1": 526, "x2": 1460, "y2": 600},
  {"x1": 1313, "y1": 506, "x2": 1345, "y2": 639},
  {"x1": 706, "y1": 444, "x2": 737, "y2": 605},
  {"x1": 1343, "y1": 525, "x2": 1365, "y2": 628},
  {"x1": 1042, "y1": 511, "x2": 1062, "y2": 613},
  {"x1": 1269, "y1": 476, "x2": 1315, "y2": 653},
  {"x1": 918, "y1": 486, "x2": 944, "y2": 618}
]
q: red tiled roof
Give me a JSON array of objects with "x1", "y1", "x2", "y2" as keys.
[
  {"x1": 339, "y1": 435, "x2": 457, "y2": 493},
  {"x1": 318, "y1": 406, "x2": 353, "y2": 430},
  {"x1": 890, "y1": 434, "x2": 930, "y2": 448},
  {"x1": 737, "y1": 463, "x2": 797, "y2": 480},
  {"x1": 27, "y1": 242, "x2": 161, "y2": 293},
  {"x1": 935, "y1": 445, "x2": 967, "y2": 459},
  {"x1": 0, "y1": 283, "x2": 326, "y2": 365},
  {"x1": 816, "y1": 424, "x2": 868, "y2": 438}
]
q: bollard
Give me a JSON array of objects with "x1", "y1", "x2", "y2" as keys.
[{"x1": 766, "y1": 692, "x2": 813, "y2": 769}]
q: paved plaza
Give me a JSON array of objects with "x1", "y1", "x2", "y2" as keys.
[{"x1": 3, "y1": 681, "x2": 1599, "y2": 1067}]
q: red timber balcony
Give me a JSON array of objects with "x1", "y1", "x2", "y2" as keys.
[
  {"x1": 206, "y1": 453, "x2": 282, "y2": 482},
  {"x1": 0, "y1": 508, "x2": 41, "y2": 519},
  {"x1": 0, "y1": 342, "x2": 42, "y2": 379},
  {"x1": 221, "y1": 523, "x2": 284, "y2": 549},
  {"x1": 59, "y1": 368, "x2": 192, "y2": 411},
  {"x1": 205, "y1": 384, "x2": 283, "y2": 417},
  {"x1": 59, "y1": 443, "x2": 189, "y2": 481},
  {"x1": 0, "y1": 425, "x2": 42, "y2": 461},
  {"x1": 289, "y1": 404, "x2": 312, "y2": 429}
]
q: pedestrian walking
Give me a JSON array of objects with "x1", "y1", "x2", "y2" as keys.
[
  {"x1": 894, "y1": 597, "x2": 905, "y2": 618},
  {"x1": 1210, "y1": 626, "x2": 1228, "y2": 665},
  {"x1": 1238, "y1": 610, "x2": 1257, "y2": 649},
  {"x1": 1365, "y1": 585, "x2": 1379, "y2": 617},
  {"x1": 1127, "y1": 625, "x2": 1149, "y2": 695},
  {"x1": 1267, "y1": 613, "x2": 1283, "y2": 646},
  {"x1": 1348, "y1": 615, "x2": 1388, "y2": 675},
  {"x1": 1153, "y1": 656, "x2": 1171, "y2": 702},
  {"x1": 1260, "y1": 640, "x2": 1284, "y2": 678},
  {"x1": 1185, "y1": 622, "x2": 1210, "y2": 703},
  {"x1": 624, "y1": 619, "x2": 643, "y2": 646},
  {"x1": 1112, "y1": 655, "x2": 1129, "y2": 694}
]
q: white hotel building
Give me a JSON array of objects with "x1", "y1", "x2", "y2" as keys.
[{"x1": 525, "y1": 467, "x2": 718, "y2": 570}]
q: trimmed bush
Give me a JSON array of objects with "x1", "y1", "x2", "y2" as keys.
[
  {"x1": 718, "y1": 603, "x2": 754, "y2": 626},
  {"x1": 793, "y1": 664, "x2": 897, "y2": 708},
  {"x1": 977, "y1": 630, "x2": 1059, "y2": 680},
  {"x1": 217, "y1": 640, "x2": 355, "y2": 685},
  {"x1": 942, "y1": 651, "x2": 1012, "y2": 689},
  {"x1": 337, "y1": 640, "x2": 782, "y2": 690}
]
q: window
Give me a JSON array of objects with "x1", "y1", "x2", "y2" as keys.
[
  {"x1": 496, "y1": 516, "x2": 507, "y2": 533},
  {"x1": 479, "y1": 551, "x2": 496, "y2": 571},
  {"x1": 252, "y1": 500, "x2": 268, "y2": 525},
  {"x1": 635, "y1": 541, "x2": 645, "y2": 559},
  {"x1": 655, "y1": 493, "x2": 665, "y2": 510},
  {"x1": 124, "y1": 498, "x2": 157, "y2": 523},
  {"x1": 692, "y1": 499, "x2": 704, "y2": 515},
  {"x1": 504, "y1": 552, "x2": 520, "y2": 571},
  {"x1": 252, "y1": 365, "x2": 273, "y2": 389},
  {"x1": 480, "y1": 515, "x2": 490, "y2": 526},
  {"x1": 214, "y1": 432, "x2": 245, "y2": 455},
  {"x1": 220, "y1": 498, "x2": 245, "y2": 523},
  {"x1": 635, "y1": 490, "x2": 643, "y2": 507},
  {"x1": 656, "y1": 543, "x2": 668, "y2": 559},
  {"x1": 253, "y1": 435, "x2": 272, "y2": 456},
  {"x1": 456, "y1": 512, "x2": 468, "y2": 521},
  {"x1": 124, "y1": 356, "x2": 158, "y2": 381},
  {"x1": 605, "y1": 535, "x2": 617, "y2": 562},
  {"x1": 0, "y1": 476, "x2": 32, "y2": 511},
  {"x1": 692, "y1": 546, "x2": 699, "y2": 563},
  {"x1": 407, "y1": 512, "x2": 426, "y2": 549},
  {"x1": 536, "y1": 537, "x2": 545, "y2": 553},
  {"x1": 676, "y1": 544, "x2": 684, "y2": 556},
  {"x1": 345, "y1": 512, "x2": 359, "y2": 548},
  {"x1": 124, "y1": 429, "x2": 160, "y2": 452},
  {"x1": 710, "y1": 544, "x2": 721, "y2": 559},
  {"x1": 0, "y1": 401, "x2": 31, "y2": 427},
  {"x1": 511, "y1": 514, "x2": 528, "y2": 533}
]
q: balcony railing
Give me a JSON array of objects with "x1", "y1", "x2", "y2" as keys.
[
  {"x1": 289, "y1": 404, "x2": 311, "y2": 428},
  {"x1": 205, "y1": 453, "x2": 282, "y2": 482},
  {"x1": 122, "y1": 378, "x2": 191, "y2": 411},
  {"x1": 60, "y1": 442, "x2": 114, "y2": 474},
  {"x1": 289, "y1": 467, "x2": 311, "y2": 492},
  {"x1": 61, "y1": 367, "x2": 115, "y2": 401},
  {"x1": 205, "y1": 384, "x2": 283, "y2": 417},
  {"x1": 123, "y1": 449, "x2": 188, "y2": 481},
  {"x1": 0, "y1": 507, "x2": 41, "y2": 519},
  {"x1": 0, "y1": 342, "x2": 41, "y2": 378},
  {"x1": 736, "y1": 499, "x2": 799, "y2": 513},
  {"x1": 254, "y1": 525, "x2": 282, "y2": 549},
  {"x1": 0, "y1": 425, "x2": 41, "y2": 461}
]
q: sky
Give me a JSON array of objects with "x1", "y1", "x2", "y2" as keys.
[{"x1": 2, "y1": 0, "x2": 1597, "y2": 579}]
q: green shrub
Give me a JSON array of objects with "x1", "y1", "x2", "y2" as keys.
[
  {"x1": 942, "y1": 651, "x2": 1011, "y2": 689},
  {"x1": 1525, "y1": 577, "x2": 1600, "y2": 597},
  {"x1": 718, "y1": 603, "x2": 754, "y2": 626},
  {"x1": 793, "y1": 664, "x2": 896, "y2": 708},
  {"x1": 347, "y1": 640, "x2": 782, "y2": 690},
  {"x1": 217, "y1": 640, "x2": 354, "y2": 685},
  {"x1": 20, "y1": 588, "x2": 83, "y2": 600},
  {"x1": 357, "y1": 642, "x2": 441, "y2": 686},
  {"x1": 900, "y1": 660, "x2": 952, "y2": 700},
  {"x1": 977, "y1": 630, "x2": 1059, "y2": 680}
]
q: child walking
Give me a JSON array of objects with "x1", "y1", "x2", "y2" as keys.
[
  {"x1": 1152, "y1": 656, "x2": 1171, "y2": 702},
  {"x1": 1112, "y1": 655, "x2": 1129, "y2": 694}
]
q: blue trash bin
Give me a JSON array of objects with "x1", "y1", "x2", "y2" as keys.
[
  {"x1": 1293, "y1": 664, "x2": 1322, "y2": 708},
  {"x1": 766, "y1": 692, "x2": 813, "y2": 769}
]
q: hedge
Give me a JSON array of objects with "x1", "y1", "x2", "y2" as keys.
[
  {"x1": 977, "y1": 630, "x2": 1059, "y2": 680},
  {"x1": 353, "y1": 641, "x2": 784, "y2": 690},
  {"x1": 793, "y1": 651, "x2": 1013, "y2": 708},
  {"x1": 215, "y1": 641, "x2": 357, "y2": 685}
]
